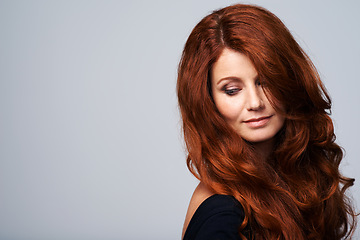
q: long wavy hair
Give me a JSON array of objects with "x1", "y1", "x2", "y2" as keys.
[{"x1": 177, "y1": 4, "x2": 356, "y2": 240}]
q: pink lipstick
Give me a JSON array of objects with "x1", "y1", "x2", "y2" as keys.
[{"x1": 244, "y1": 116, "x2": 272, "y2": 128}]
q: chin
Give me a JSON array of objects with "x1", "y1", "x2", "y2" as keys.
[
  {"x1": 239, "y1": 130, "x2": 280, "y2": 144},
  {"x1": 244, "y1": 136, "x2": 275, "y2": 143}
]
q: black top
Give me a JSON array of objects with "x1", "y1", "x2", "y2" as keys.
[{"x1": 183, "y1": 194, "x2": 250, "y2": 240}]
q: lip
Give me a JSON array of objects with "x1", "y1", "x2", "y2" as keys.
[{"x1": 243, "y1": 115, "x2": 272, "y2": 128}]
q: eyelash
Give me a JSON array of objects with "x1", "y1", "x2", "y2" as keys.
[
  {"x1": 222, "y1": 80, "x2": 263, "y2": 96},
  {"x1": 224, "y1": 88, "x2": 241, "y2": 96}
]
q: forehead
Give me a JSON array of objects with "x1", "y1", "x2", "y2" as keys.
[{"x1": 211, "y1": 48, "x2": 258, "y2": 83}]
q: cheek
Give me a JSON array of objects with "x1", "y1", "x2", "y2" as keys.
[
  {"x1": 276, "y1": 115, "x2": 286, "y2": 129},
  {"x1": 214, "y1": 98, "x2": 242, "y2": 122}
]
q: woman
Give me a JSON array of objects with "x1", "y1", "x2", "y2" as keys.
[{"x1": 177, "y1": 4, "x2": 356, "y2": 240}]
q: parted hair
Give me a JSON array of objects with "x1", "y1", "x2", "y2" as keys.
[{"x1": 177, "y1": 4, "x2": 356, "y2": 240}]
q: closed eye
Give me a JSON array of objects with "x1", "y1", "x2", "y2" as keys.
[{"x1": 224, "y1": 88, "x2": 241, "y2": 96}]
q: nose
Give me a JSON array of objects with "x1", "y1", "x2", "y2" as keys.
[{"x1": 246, "y1": 86, "x2": 264, "y2": 111}]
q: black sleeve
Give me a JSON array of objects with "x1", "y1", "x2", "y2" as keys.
[
  {"x1": 183, "y1": 195, "x2": 248, "y2": 240},
  {"x1": 193, "y1": 210, "x2": 243, "y2": 240}
]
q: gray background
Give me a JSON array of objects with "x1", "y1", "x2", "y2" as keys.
[{"x1": 0, "y1": 0, "x2": 359, "y2": 239}]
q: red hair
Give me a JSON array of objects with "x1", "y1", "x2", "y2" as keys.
[{"x1": 177, "y1": 4, "x2": 356, "y2": 239}]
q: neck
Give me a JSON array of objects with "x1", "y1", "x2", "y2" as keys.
[{"x1": 252, "y1": 138, "x2": 275, "y2": 161}]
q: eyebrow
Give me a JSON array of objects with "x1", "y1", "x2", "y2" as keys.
[
  {"x1": 216, "y1": 76, "x2": 242, "y2": 85},
  {"x1": 216, "y1": 75, "x2": 260, "y2": 85}
]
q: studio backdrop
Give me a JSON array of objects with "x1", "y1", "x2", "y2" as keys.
[{"x1": 0, "y1": 0, "x2": 359, "y2": 239}]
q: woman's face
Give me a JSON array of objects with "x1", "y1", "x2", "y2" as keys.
[{"x1": 211, "y1": 48, "x2": 285, "y2": 143}]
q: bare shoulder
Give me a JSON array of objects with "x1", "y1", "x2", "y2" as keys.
[{"x1": 182, "y1": 182, "x2": 215, "y2": 238}]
